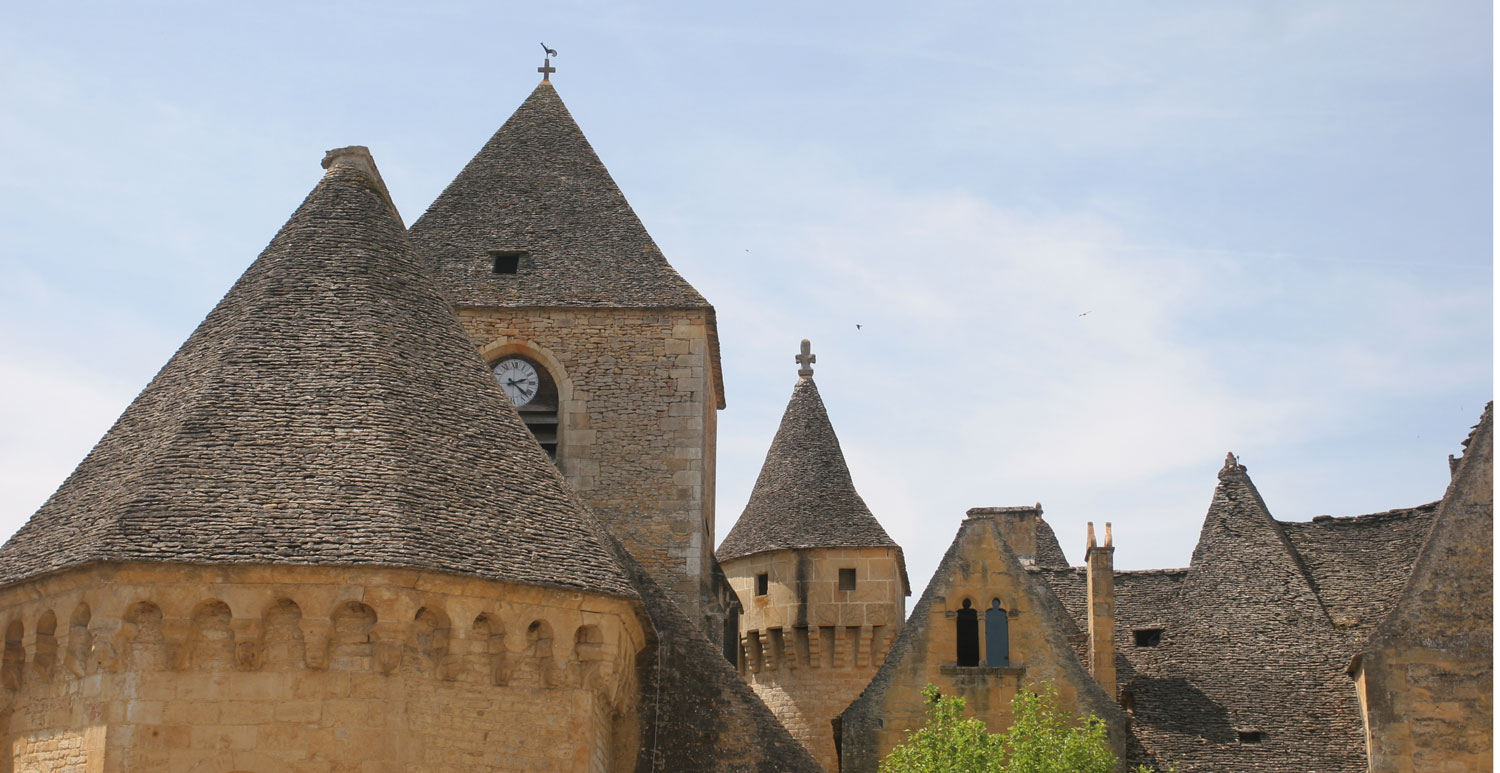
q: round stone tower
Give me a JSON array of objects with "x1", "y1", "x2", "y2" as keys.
[
  {"x1": 0, "y1": 149, "x2": 648, "y2": 772},
  {"x1": 716, "y1": 341, "x2": 910, "y2": 771}
]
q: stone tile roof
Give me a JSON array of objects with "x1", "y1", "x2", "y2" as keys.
[
  {"x1": 1037, "y1": 565, "x2": 1187, "y2": 672},
  {"x1": 716, "y1": 378, "x2": 903, "y2": 571},
  {"x1": 1281, "y1": 503, "x2": 1438, "y2": 637},
  {"x1": 407, "y1": 81, "x2": 726, "y2": 409},
  {"x1": 1123, "y1": 459, "x2": 1367, "y2": 771},
  {"x1": 1034, "y1": 450, "x2": 1457, "y2": 772},
  {"x1": 1034, "y1": 517, "x2": 1071, "y2": 569},
  {"x1": 407, "y1": 82, "x2": 709, "y2": 311},
  {"x1": 0, "y1": 149, "x2": 635, "y2": 598}
]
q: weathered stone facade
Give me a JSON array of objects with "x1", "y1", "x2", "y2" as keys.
[
  {"x1": 0, "y1": 563, "x2": 645, "y2": 772},
  {"x1": 458, "y1": 307, "x2": 723, "y2": 635},
  {"x1": 838, "y1": 508, "x2": 1129, "y2": 772},
  {"x1": 724, "y1": 546, "x2": 905, "y2": 769}
]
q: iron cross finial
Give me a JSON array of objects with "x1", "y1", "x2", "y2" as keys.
[
  {"x1": 539, "y1": 43, "x2": 558, "y2": 81},
  {"x1": 796, "y1": 339, "x2": 816, "y2": 378}
]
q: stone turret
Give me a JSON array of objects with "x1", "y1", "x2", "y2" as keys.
[{"x1": 716, "y1": 341, "x2": 910, "y2": 771}]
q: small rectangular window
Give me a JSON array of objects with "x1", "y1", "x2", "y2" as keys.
[
  {"x1": 838, "y1": 568, "x2": 856, "y2": 591},
  {"x1": 1238, "y1": 731, "x2": 1266, "y2": 744},
  {"x1": 1133, "y1": 628, "x2": 1163, "y2": 647},
  {"x1": 755, "y1": 573, "x2": 768, "y2": 596},
  {"x1": 490, "y1": 250, "x2": 526, "y2": 274}
]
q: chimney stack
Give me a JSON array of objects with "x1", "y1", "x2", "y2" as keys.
[{"x1": 1085, "y1": 521, "x2": 1117, "y2": 699}]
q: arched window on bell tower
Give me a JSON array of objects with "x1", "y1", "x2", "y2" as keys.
[{"x1": 490, "y1": 354, "x2": 560, "y2": 458}]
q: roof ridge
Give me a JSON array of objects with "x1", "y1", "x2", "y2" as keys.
[{"x1": 1212, "y1": 454, "x2": 1333, "y2": 625}]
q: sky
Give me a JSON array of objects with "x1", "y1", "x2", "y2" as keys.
[{"x1": 0, "y1": 1, "x2": 1491, "y2": 596}]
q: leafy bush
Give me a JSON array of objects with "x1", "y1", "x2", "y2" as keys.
[{"x1": 880, "y1": 683, "x2": 1170, "y2": 773}]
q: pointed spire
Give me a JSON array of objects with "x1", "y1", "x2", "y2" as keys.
[
  {"x1": 408, "y1": 82, "x2": 709, "y2": 311},
  {"x1": 0, "y1": 150, "x2": 636, "y2": 597},
  {"x1": 717, "y1": 374, "x2": 900, "y2": 564}
]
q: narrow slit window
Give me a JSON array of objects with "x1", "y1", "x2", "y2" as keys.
[
  {"x1": 838, "y1": 568, "x2": 856, "y2": 591},
  {"x1": 1133, "y1": 628, "x2": 1163, "y2": 647},
  {"x1": 490, "y1": 250, "x2": 526, "y2": 274},
  {"x1": 755, "y1": 573, "x2": 769, "y2": 596},
  {"x1": 1238, "y1": 731, "x2": 1266, "y2": 744}
]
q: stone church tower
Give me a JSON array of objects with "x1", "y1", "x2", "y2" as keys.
[
  {"x1": 407, "y1": 79, "x2": 731, "y2": 636},
  {"x1": 717, "y1": 343, "x2": 910, "y2": 771}
]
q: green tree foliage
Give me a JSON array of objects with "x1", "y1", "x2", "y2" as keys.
[{"x1": 880, "y1": 683, "x2": 1170, "y2": 773}]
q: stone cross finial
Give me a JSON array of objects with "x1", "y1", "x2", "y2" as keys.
[
  {"x1": 538, "y1": 43, "x2": 558, "y2": 81},
  {"x1": 796, "y1": 339, "x2": 816, "y2": 378}
]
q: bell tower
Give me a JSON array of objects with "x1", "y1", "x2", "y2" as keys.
[{"x1": 407, "y1": 70, "x2": 731, "y2": 637}]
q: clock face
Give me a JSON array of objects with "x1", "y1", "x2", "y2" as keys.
[{"x1": 493, "y1": 358, "x2": 540, "y2": 407}]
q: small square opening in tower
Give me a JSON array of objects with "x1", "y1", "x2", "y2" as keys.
[
  {"x1": 1237, "y1": 731, "x2": 1267, "y2": 745},
  {"x1": 1133, "y1": 628, "x2": 1163, "y2": 647},
  {"x1": 755, "y1": 573, "x2": 768, "y2": 596},
  {"x1": 838, "y1": 568, "x2": 857, "y2": 591},
  {"x1": 490, "y1": 250, "x2": 526, "y2": 274}
]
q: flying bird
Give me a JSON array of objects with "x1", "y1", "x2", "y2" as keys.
[
  {"x1": 1078, "y1": 311, "x2": 1091, "y2": 317},
  {"x1": 856, "y1": 324, "x2": 862, "y2": 330},
  {"x1": 541, "y1": 43, "x2": 558, "y2": 57}
]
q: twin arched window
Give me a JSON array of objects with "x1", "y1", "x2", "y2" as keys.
[{"x1": 956, "y1": 598, "x2": 1009, "y2": 667}]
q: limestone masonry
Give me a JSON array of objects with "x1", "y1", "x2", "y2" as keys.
[{"x1": 0, "y1": 71, "x2": 1489, "y2": 773}]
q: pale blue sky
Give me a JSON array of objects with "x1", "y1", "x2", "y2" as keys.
[{"x1": 1, "y1": 1, "x2": 1491, "y2": 594}]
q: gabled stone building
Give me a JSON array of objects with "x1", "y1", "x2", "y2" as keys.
[{"x1": 815, "y1": 407, "x2": 1490, "y2": 772}]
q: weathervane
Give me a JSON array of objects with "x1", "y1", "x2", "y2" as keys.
[
  {"x1": 796, "y1": 339, "x2": 816, "y2": 379},
  {"x1": 539, "y1": 43, "x2": 558, "y2": 81}
]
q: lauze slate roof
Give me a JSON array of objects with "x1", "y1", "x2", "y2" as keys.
[
  {"x1": 717, "y1": 376, "x2": 903, "y2": 571},
  {"x1": 408, "y1": 81, "x2": 709, "y2": 310},
  {"x1": 1036, "y1": 454, "x2": 1450, "y2": 772},
  {"x1": 0, "y1": 149, "x2": 636, "y2": 598}
]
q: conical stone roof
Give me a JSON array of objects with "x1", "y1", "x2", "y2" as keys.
[
  {"x1": 408, "y1": 81, "x2": 709, "y2": 309},
  {"x1": 0, "y1": 148, "x2": 636, "y2": 598},
  {"x1": 717, "y1": 376, "x2": 901, "y2": 563}
]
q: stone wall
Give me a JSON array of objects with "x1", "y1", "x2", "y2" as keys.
[
  {"x1": 0, "y1": 563, "x2": 644, "y2": 772},
  {"x1": 458, "y1": 307, "x2": 724, "y2": 635},
  {"x1": 840, "y1": 514, "x2": 1127, "y2": 772},
  {"x1": 1353, "y1": 408, "x2": 1492, "y2": 773},
  {"x1": 724, "y1": 547, "x2": 905, "y2": 770}
]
